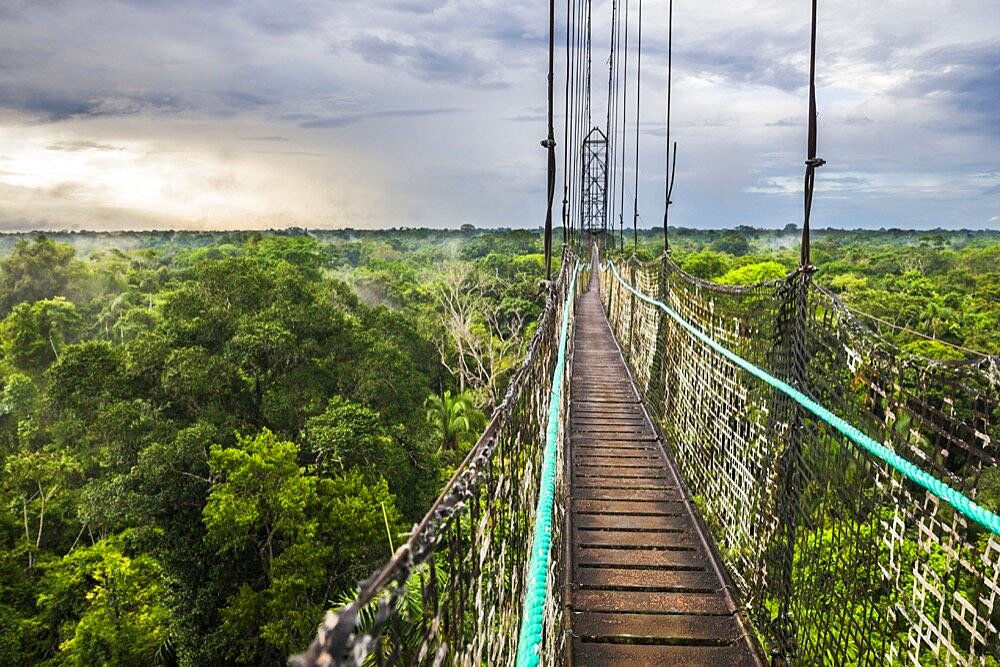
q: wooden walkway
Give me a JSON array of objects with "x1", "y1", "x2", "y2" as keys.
[{"x1": 562, "y1": 275, "x2": 764, "y2": 666}]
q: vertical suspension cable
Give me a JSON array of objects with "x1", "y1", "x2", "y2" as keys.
[
  {"x1": 567, "y1": 0, "x2": 579, "y2": 242},
  {"x1": 585, "y1": 0, "x2": 592, "y2": 130},
  {"x1": 608, "y1": 0, "x2": 623, "y2": 248},
  {"x1": 542, "y1": 0, "x2": 557, "y2": 279},
  {"x1": 573, "y1": 0, "x2": 586, "y2": 241},
  {"x1": 618, "y1": 0, "x2": 629, "y2": 251},
  {"x1": 562, "y1": 0, "x2": 571, "y2": 246},
  {"x1": 605, "y1": 0, "x2": 618, "y2": 242},
  {"x1": 631, "y1": 0, "x2": 642, "y2": 252},
  {"x1": 801, "y1": 0, "x2": 824, "y2": 268},
  {"x1": 661, "y1": 0, "x2": 677, "y2": 254}
]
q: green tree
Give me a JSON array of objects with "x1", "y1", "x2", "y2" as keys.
[
  {"x1": 680, "y1": 251, "x2": 729, "y2": 280},
  {"x1": 203, "y1": 429, "x2": 402, "y2": 662},
  {"x1": 710, "y1": 232, "x2": 750, "y2": 256},
  {"x1": 0, "y1": 237, "x2": 79, "y2": 316},
  {"x1": 2, "y1": 447, "x2": 81, "y2": 568},
  {"x1": 36, "y1": 538, "x2": 173, "y2": 666},
  {"x1": 424, "y1": 390, "x2": 484, "y2": 455},
  {"x1": 304, "y1": 397, "x2": 399, "y2": 474},
  {"x1": 716, "y1": 261, "x2": 788, "y2": 285},
  {"x1": 3, "y1": 298, "x2": 82, "y2": 375}
]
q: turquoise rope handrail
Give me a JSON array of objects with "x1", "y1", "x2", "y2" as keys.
[
  {"x1": 608, "y1": 260, "x2": 1000, "y2": 536},
  {"x1": 515, "y1": 262, "x2": 580, "y2": 667}
]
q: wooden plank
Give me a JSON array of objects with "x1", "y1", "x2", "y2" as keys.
[
  {"x1": 571, "y1": 426, "x2": 656, "y2": 436},
  {"x1": 571, "y1": 414, "x2": 648, "y2": 422},
  {"x1": 573, "y1": 471, "x2": 670, "y2": 482},
  {"x1": 572, "y1": 612, "x2": 745, "y2": 643},
  {"x1": 572, "y1": 445, "x2": 661, "y2": 455},
  {"x1": 574, "y1": 547, "x2": 703, "y2": 569},
  {"x1": 572, "y1": 590, "x2": 731, "y2": 615},
  {"x1": 573, "y1": 475, "x2": 674, "y2": 488},
  {"x1": 573, "y1": 513, "x2": 691, "y2": 531},
  {"x1": 573, "y1": 456, "x2": 663, "y2": 467},
  {"x1": 573, "y1": 487, "x2": 682, "y2": 501},
  {"x1": 571, "y1": 640, "x2": 760, "y2": 667},
  {"x1": 574, "y1": 529, "x2": 697, "y2": 549},
  {"x1": 573, "y1": 460, "x2": 661, "y2": 471},
  {"x1": 573, "y1": 567, "x2": 716, "y2": 592},
  {"x1": 571, "y1": 436, "x2": 659, "y2": 446},
  {"x1": 572, "y1": 499, "x2": 684, "y2": 515}
]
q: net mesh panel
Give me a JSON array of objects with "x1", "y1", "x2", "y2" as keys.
[
  {"x1": 601, "y1": 255, "x2": 1000, "y2": 666},
  {"x1": 294, "y1": 251, "x2": 579, "y2": 667}
]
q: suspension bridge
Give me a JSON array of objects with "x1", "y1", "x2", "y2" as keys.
[{"x1": 291, "y1": 0, "x2": 1000, "y2": 664}]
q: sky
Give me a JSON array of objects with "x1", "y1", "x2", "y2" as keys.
[{"x1": 0, "y1": 0, "x2": 996, "y2": 231}]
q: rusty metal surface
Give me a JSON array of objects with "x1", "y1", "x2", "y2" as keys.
[{"x1": 564, "y1": 279, "x2": 765, "y2": 665}]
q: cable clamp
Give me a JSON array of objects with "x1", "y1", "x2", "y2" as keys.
[
  {"x1": 540, "y1": 138, "x2": 556, "y2": 149},
  {"x1": 805, "y1": 157, "x2": 826, "y2": 168}
]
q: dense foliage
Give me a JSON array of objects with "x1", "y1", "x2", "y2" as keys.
[
  {"x1": 0, "y1": 230, "x2": 541, "y2": 665},
  {"x1": 620, "y1": 226, "x2": 1000, "y2": 357}
]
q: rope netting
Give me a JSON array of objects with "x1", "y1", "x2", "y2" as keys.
[
  {"x1": 293, "y1": 250, "x2": 580, "y2": 667},
  {"x1": 602, "y1": 254, "x2": 1000, "y2": 665}
]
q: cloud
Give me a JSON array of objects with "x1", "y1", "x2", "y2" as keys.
[
  {"x1": 901, "y1": 40, "x2": 1000, "y2": 130},
  {"x1": 47, "y1": 140, "x2": 123, "y2": 152},
  {"x1": 240, "y1": 135, "x2": 290, "y2": 142},
  {"x1": 388, "y1": 0, "x2": 449, "y2": 15},
  {"x1": 0, "y1": 0, "x2": 995, "y2": 231},
  {"x1": 347, "y1": 33, "x2": 508, "y2": 88},
  {"x1": 841, "y1": 115, "x2": 873, "y2": 126},
  {"x1": 677, "y1": 32, "x2": 804, "y2": 93},
  {"x1": 251, "y1": 150, "x2": 326, "y2": 156},
  {"x1": 505, "y1": 114, "x2": 545, "y2": 123},
  {"x1": 215, "y1": 90, "x2": 272, "y2": 112},
  {"x1": 0, "y1": 86, "x2": 182, "y2": 122},
  {"x1": 299, "y1": 107, "x2": 464, "y2": 129},
  {"x1": 767, "y1": 117, "x2": 803, "y2": 128}
]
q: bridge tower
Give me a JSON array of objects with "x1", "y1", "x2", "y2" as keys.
[{"x1": 581, "y1": 127, "x2": 608, "y2": 247}]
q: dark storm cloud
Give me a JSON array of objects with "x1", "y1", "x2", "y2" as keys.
[
  {"x1": 389, "y1": 0, "x2": 449, "y2": 15},
  {"x1": 0, "y1": 86, "x2": 182, "y2": 122},
  {"x1": 681, "y1": 48, "x2": 803, "y2": 93},
  {"x1": 0, "y1": 88, "x2": 93, "y2": 121},
  {"x1": 299, "y1": 107, "x2": 464, "y2": 129},
  {"x1": 0, "y1": 1, "x2": 317, "y2": 122},
  {"x1": 674, "y1": 29, "x2": 805, "y2": 92},
  {"x1": 903, "y1": 40, "x2": 1000, "y2": 130},
  {"x1": 215, "y1": 90, "x2": 274, "y2": 112},
  {"x1": 348, "y1": 34, "x2": 508, "y2": 88},
  {"x1": 241, "y1": 5, "x2": 324, "y2": 35}
]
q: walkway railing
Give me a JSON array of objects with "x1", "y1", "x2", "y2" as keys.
[
  {"x1": 602, "y1": 254, "x2": 1000, "y2": 665},
  {"x1": 293, "y1": 249, "x2": 581, "y2": 667}
]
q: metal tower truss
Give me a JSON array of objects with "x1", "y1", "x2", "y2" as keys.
[{"x1": 581, "y1": 127, "x2": 608, "y2": 239}]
